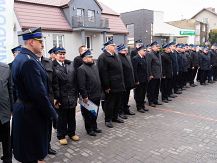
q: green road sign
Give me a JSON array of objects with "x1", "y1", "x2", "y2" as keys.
[{"x1": 180, "y1": 31, "x2": 195, "y2": 36}]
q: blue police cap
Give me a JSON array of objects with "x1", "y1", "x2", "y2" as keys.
[
  {"x1": 103, "y1": 39, "x2": 116, "y2": 47},
  {"x1": 162, "y1": 43, "x2": 170, "y2": 49},
  {"x1": 150, "y1": 41, "x2": 159, "y2": 47},
  {"x1": 176, "y1": 43, "x2": 184, "y2": 48},
  {"x1": 168, "y1": 42, "x2": 176, "y2": 46},
  {"x1": 136, "y1": 45, "x2": 145, "y2": 51},
  {"x1": 19, "y1": 27, "x2": 43, "y2": 41},
  {"x1": 11, "y1": 45, "x2": 22, "y2": 54},
  {"x1": 117, "y1": 44, "x2": 127, "y2": 52},
  {"x1": 53, "y1": 47, "x2": 66, "y2": 53},
  {"x1": 81, "y1": 50, "x2": 93, "y2": 58},
  {"x1": 146, "y1": 44, "x2": 151, "y2": 48},
  {"x1": 48, "y1": 46, "x2": 56, "y2": 54}
]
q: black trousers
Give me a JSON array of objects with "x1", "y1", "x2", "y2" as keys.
[
  {"x1": 57, "y1": 108, "x2": 76, "y2": 140},
  {"x1": 172, "y1": 74, "x2": 179, "y2": 93},
  {"x1": 161, "y1": 78, "x2": 171, "y2": 100},
  {"x1": 191, "y1": 67, "x2": 198, "y2": 84},
  {"x1": 104, "y1": 92, "x2": 122, "y2": 122},
  {"x1": 121, "y1": 89, "x2": 131, "y2": 113},
  {"x1": 81, "y1": 99, "x2": 100, "y2": 133},
  {"x1": 147, "y1": 79, "x2": 160, "y2": 104},
  {"x1": 0, "y1": 121, "x2": 12, "y2": 163},
  {"x1": 134, "y1": 82, "x2": 147, "y2": 109},
  {"x1": 212, "y1": 66, "x2": 217, "y2": 80},
  {"x1": 200, "y1": 70, "x2": 209, "y2": 84},
  {"x1": 197, "y1": 68, "x2": 201, "y2": 81}
]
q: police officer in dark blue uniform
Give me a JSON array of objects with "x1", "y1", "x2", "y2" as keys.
[{"x1": 11, "y1": 27, "x2": 58, "y2": 163}]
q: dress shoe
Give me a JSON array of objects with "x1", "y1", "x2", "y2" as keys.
[
  {"x1": 105, "y1": 121, "x2": 113, "y2": 128},
  {"x1": 59, "y1": 138, "x2": 68, "y2": 145},
  {"x1": 124, "y1": 110, "x2": 135, "y2": 115},
  {"x1": 162, "y1": 99, "x2": 168, "y2": 103},
  {"x1": 87, "y1": 131, "x2": 97, "y2": 136},
  {"x1": 48, "y1": 148, "x2": 57, "y2": 155},
  {"x1": 137, "y1": 108, "x2": 145, "y2": 113},
  {"x1": 94, "y1": 128, "x2": 102, "y2": 133},
  {"x1": 174, "y1": 91, "x2": 182, "y2": 94},
  {"x1": 119, "y1": 113, "x2": 128, "y2": 119},
  {"x1": 167, "y1": 98, "x2": 172, "y2": 101},
  {"x1": 169, "y1": 94, "x2": 177, "y2": 98},
  {"x1": 71, "y1": 135, "x2": 80, "y2": 141},
  {"x1": 154, "y1": 101, "x2": 163, "y2": 105},
  {"x1": 143, "y1": 108, "x2": 149, "y2": 111},
  {"x1": 149, "y1": 103, "x2": 156, "y2": 107},
  {"x1": 112, "y1": 118, "x2": 124, "y2": 123}
]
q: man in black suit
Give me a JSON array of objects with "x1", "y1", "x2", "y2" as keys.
[
  {"x1": 98, "y1": 39, "x2": 126, "y2": 128},
  {"x1": 117, "y1": 44, "x2": 136, "y2": 117},
  {"x1": 132, "y1": 45, "x2": 149, "y2": 112}
]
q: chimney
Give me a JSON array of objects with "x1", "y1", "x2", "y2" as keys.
[{"x1": 206, "y1": 7, "x2": 215, "y2": 12}]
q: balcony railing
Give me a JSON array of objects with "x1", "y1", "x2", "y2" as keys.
[{"x1": 72, "y1": 16, "x2": 109, "y2": 29}]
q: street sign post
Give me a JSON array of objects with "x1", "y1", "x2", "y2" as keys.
[{"x1": 180, "y1": 31, "x2": 196, "y2": 36}]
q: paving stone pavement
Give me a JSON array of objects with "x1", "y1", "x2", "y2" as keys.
[{"x1": 3, "y1": 82, "x2": 217, "y2": 163}]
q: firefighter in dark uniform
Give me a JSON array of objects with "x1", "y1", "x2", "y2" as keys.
[
  {"x1": 189, "y1": 45, "x2": 199, "y2": 86},
  {"x1": 77, "y1": 50, "x2": 102, "y2": 136},
  {"x1": 161, "y1": 43, "x2": 173, "y2": 103},
  {"x1": 117, "y1": 44, "x2": 136, "y2": 117},
  {"x1": 130, "y1": 39, "x2": 143, "y2": 59},
  {"x1": 132, "y1": 45, "x2": 149, "y2": 112},
  {"x1": 97, "y1": 39, "x2": 126, "y2": 128},
  {"x1": 146, "y1": 41, "x2": 162, "y2": 107},
  {"x1": 11, "y1": 27, "x2": 58, "y2": 163}
]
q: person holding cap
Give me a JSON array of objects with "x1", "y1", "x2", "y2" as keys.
[
  {"x1": 11, "y1": 27, "x2": 58, "y2": 163},
  {"x1": 77, "y1": 50, "x2": 102, "y2": 136},
  {"x1": 98, "y1": 39, "x2": 125, "y2": 128}
]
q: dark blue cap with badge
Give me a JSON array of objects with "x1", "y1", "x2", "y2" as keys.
[
  {"x1": 19, "y1": 27, "x2": 43, "y2": 41},
  {"x1": 53, "y1": 47, "x2": 66, "y2": 53},
  {"x1": 103, "y1": 39, "x2": 116, "y2": 47},
  {"x1": 81, "y1": 50, "x2": 93, "y2": 58},
  {"x1": 136, "y1": 45, "x2": 145, "y2": 51},
  {"x1": 117, "y1": 44, "x2": 127, "y2": 52},
  {"x1": 11, "y1": 45, "x2": 22, "y2": 54},
  {"x1": 150, "y1": 41, "x2": 159, "y2": 47},
  {"x1": 176, "y1": 43, "x2": 184, "y2": 48},
  {"x1": 48, "y1": 46, "x2": 56, "y2": 54},
  {"x1": 162, "y1": 43, "x2": 170, "y2": 49}
]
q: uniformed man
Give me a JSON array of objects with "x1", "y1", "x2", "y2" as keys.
[
  {"x1": 189, "y1": 45, "x2": 199, "y2": 86},
  {"x1": 98, "y1": 39, "x2": 125, "y2": 128},
  {"x1": 77, "y1": 50, "x2": 102, "y2": 136},
  {"x1": 11, "y1": 27, "x2": 58, "y2": 163},
  {"x1": 132, "y1": 45, "x2": 149, "y2": 112},
  {"x1": 0, "y1": 62, "x2": 13, "y2": 163},
  {"x1": 146, "y1": 41, "x2": 162, "y2": 107},
  {"x1": 117, "y1": 44, "x2": 136, "y2": 116},
  {"x1": 210, "y1": 43, "x2": 217, "y2": 81},
  {"x1": 130, "y1": 39, "x2": 143, "y2": 59},
  {"x1": 73, "y1": 45, "x2": 88, "y2": 70},
  {"x1": 48, "y1": 46, "x2": 56, "y2": 61}
]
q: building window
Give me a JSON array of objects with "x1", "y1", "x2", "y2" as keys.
[
  {"x1": 106, "y1": 35, "x2": 113, "y2": 42},
  {"x1": 77, "y1": 8, "x2": 84, "y2": 17},
  {"x1": 85, "y1": 36, "x2": 92, "y2": 49},
  {"x1": 53, "y1": 34, "x2": 64, "y2": 47},
  {"x1": 126, "y1": 24, "x2": 134, "y2": 45},
  {"x1": 88, "y1": 10, "x2": 95, "y2": 22}
]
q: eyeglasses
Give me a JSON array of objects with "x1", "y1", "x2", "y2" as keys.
[
  {"x1": 33, "y1": 39, "x2": 43, "y2": 44},
  {"x1": 58, "y1": 53, "x2": 65, "y2": 56}
]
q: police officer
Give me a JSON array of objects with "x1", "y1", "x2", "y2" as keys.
[
  {"x1": 73, "y1": 45, "x2": 88, "y2": 70},
  {"x1": 0, "y1": 62, "x2": 13, "y2": 163},
  {"x1": 190, "y1": 45, "x2": 199, "y2": 86},
  {"x1": 11, "y1": 27, "x2": 58, "y2": 163},
  {"x1": 98, "y1": 39, "x2": 125, "y2": 128},
  {"x1": 146, "y1": 41, "x2": 162, "y2": 107},
  {"x1": 77, "y1": 50, "x2": 102, "y2": 136},
  {"x1": 48, "y1": 46, "x2": 56, "y2": 61},
  {"x1": 117, "y1": 44, "x2": 136, "y2": 116},
  {"x1": 53, "y1": 47, "x2": 79, "y2": 145},
  {"x1": 132, "y1": 45, "x2": 149, "y2": 112}
]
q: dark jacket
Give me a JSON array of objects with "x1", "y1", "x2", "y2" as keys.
[
  {"x1": 41, "y1": 57, "x2": 55, "y2": 103},
  {"x1": 199, "y1": 53, "x2": 211, "y2": 70},
  {"x1": 0, "y1": 62, "x2": 13, "y2": 124},
  {"x1": 119, "y1": 53, "x2": 136, "y2": 89},
  {"x1": 210, "y1": 50, "x2": 217, "y2": 66},
  {"x1": 11, "y1": 48, "x2": 57, "y2": 162},
  {"x1": 191, "y1": 50, "x2": 199, "y2": 67},
  {"x1": 170, "y1": 51, "x2": 179, "y2": 75},
  {"x1": 177, "y1": 52, "x2": 184, "y2": 72},
  {"x1": 132, "y1": 54, "x2": 148, "y2": 83},
  {"x1": 146, "y1": 51, "x2": 162, "y2": 79},
  {"x1": 53, "y1": 59, "x2": 78, "y2": 109},
  {"x1": 97, "y1": 50, "x2": 125, "y2": 93},
  {"x1": 77, "y1": 62, "x2": 101, "y2": 101},
  {"x1": 161, "y1": 52, "x2": 173, "y2": 78},
  {"x1": 73, "y1": 55, "x2": 83, "y2": 70},
  {"x1": 182, "y1": 52, "x2": 190, "y2": 72},
  {"x1": 130, "y1": 48, "x2": 138, "y2": 59}
]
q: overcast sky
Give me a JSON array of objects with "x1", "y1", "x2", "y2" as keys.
[{"x1": 98, "y1": 0, "x2": 217, "y2": 21}]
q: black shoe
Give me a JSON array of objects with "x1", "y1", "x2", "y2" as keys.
[
  {"x1": 162, "y1": 99, "x2": 168, "y2": 103},
  {"x1": 94, "y1": 128, "x2": 102, "y2": 133},
  {"x1": 137, "y1": 108, "x2": 145, "y2": 113},
  {"x1": 124, "y1": 110, "x2": 135, "y2": 115},
  {"x1": 48, "y1": 148, "x2": 57, "y2": 155},
  {"x1": 167, "y1": 98, "x2": 172, "y2": 101},
  {"x1": 105, "y1": 121, "x2": 113, "y2": 128},
  {"x1": 149, "y1": 103, "x2": 156, "y2": 107},
  {"x1": 154, "y1": 101, "x2": 163, "y2": 105},
  {"x1": 174, "y1": 91, "x2": 182, "y2": 94},
  {"x1": 112, "y1": 118, "x2": 124, "y2": 123},
  {"x1": 119, "y1": 114, "x2": 128, "y2": 119},
  {"x1": 87, "y1": 131, "x2": 97, "y2": 136},
  {"x1": 143, "y1": 108, "x2": 149, "y2": 111}
]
